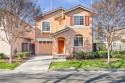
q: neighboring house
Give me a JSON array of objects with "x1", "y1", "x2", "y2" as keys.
[
  {"x1": 35, "y1": 5, "x2": 95, "y2": 57},
  {"x1": 111, "y1": 26, "x2": 125, "y2": 51},
  {"x1": 0, "y1": 21, "x2": 35, "y2": 57}
]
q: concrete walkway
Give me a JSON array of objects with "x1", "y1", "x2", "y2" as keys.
[{"x1": 14, "y1": 55, "x2": 52, "y2": 72}]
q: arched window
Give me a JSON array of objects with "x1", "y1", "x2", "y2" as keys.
[{"x1": 74, "y1": 35, "x2": 83, "y2": 46}]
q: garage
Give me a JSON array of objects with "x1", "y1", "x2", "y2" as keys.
[
  {"x1": 37, "y1": 38, "x2": 52, "y2": 55},
  {"x1": 39, "y1": 41, "x2": 52, "y2": 55}
]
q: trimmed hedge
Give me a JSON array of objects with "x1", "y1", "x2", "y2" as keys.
[
  {"x1": 98, "y1": 51, "x2": 107, "y2": 58},
  {"x1": 17, "y1": 51, "x2": 32, "y2": 59},
  {"x1": 73, "y1": 51, "x2": 101, "y2": 59},
  {"x1": 73, "y1": 51, "x2": 125, "y2": 59},
  {"x1": 28, "y1": 51, "x2": 32, "y2": 55},
  {"x1": 0, "y1": 53, "x2": 4, "y2": 59},
  {"x1": 23, "y1": 52, "x2": 29, "y2": 58},
  {"x1": 17, "y1": 53, "x2": 23, "y2": 59},
  {"x1": 111, "y1": 51, "x2": 125, "y2": 58}
]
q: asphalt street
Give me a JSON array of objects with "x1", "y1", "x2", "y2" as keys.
[{"x1": 0, "y1": 70, "x2": 125, "y2": 83}]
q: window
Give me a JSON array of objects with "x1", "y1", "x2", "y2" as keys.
[
  {"x1": 74, "y1": 35, "x2": 83, "y2": 46},
  {"x1": 42, "y1": 21, "x2": 50, "y2": 31},
  {"x1": 112, "y1": 42, "x2": 116, "y2": 47},
  {"x1": 74, "y1": 16, "x2": 84, "y2": 25}
]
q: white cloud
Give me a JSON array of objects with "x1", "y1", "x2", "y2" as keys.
[{"x1": 66, "y1": 0, "x2": 80, "y2": 4}]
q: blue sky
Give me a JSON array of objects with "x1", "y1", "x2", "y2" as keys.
[{"x1": 37, "y1": 0, "x2": 94, "y2": 13}]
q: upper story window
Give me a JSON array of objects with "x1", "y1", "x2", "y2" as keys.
[
  {"x1": 74, "y1": 16, "x2": 84, "y2": 25},
  {"x1": 74, "y1": 35, "x2": 84, "y2": 47},
  {"x1": 70, "y1": 14, "x2": 89, "y2": 26},
  {"x1": 42, "y1": 21, "x2": 50, "y2": 31}
]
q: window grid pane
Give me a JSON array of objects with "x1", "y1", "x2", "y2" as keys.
[
  {"x1": 79, "y1": 38, "x2": 83, "y2": 46},
  {"x1": 42, "y1": 22, "x2": 50, "y2": 31},
  {"x1": 74, "y1": 36, "x2": 83, "y2": 46},
  {"x1": 74, "y1": 16, "x2": 84, "y2": 25},
  {"x1": 74, "y1": 37, "x2": 78, "y2": 46}
]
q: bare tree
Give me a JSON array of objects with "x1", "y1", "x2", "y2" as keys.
[
  {"x1": 0, "y1": 0, "x2": 42, "y2": 63},
  {"x1": 92, "y1": 0, "x2": 125, "y2": 64}
]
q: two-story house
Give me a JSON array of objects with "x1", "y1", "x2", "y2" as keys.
[{"x1": 35, "y1": 5, "x2": 94, "y2": 58}]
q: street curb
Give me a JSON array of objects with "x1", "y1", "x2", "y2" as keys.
[
  {"x1": 49, "y1": 68, "x2": 125, "y2": 72},
  {"x1": 0, "y1": 69, "x2": 11, "y2": 71}
]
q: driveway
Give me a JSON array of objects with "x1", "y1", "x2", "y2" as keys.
[{"x1": 14, "y1": 55, "x2": 52, "y2": 72}]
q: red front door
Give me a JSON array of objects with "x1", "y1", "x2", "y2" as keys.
[{"x1": 58, "y1": 40, "x2": 64, "y2": 54}]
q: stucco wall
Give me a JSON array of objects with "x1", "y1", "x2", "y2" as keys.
[
  {"x1": 52, "y1": 28, "x2": 92, "y2": 57},
  {"x1": 0, "y1": 39, "x2": 11, "y2": 57},
  {"x1": 12, "y1": 37, "x2": 31, "y2": 56}
]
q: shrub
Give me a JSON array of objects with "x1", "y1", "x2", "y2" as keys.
[
  {"x1": 17, "y1": 53, "x2": 23, "y2": 59},
  {"x1": 118, "y1": 51, "x2": 124, "y2": 54},
  {"x1": 92, "y1": 52, "x2": 99, "y2": 58},
  {"x1": 23, "y1": 52, "x2": 29, "y2": 58},
  {"x1": 111, "y1": 51, "x2": 125, "y2": 58},
  {"x1": 111, "y1": 51, "x2": 118, "y2": 58},
  {"x1": 98, "y1": 51, "x2": 107, "y2": 58},
  {"x1": 28, "y1": 51, "x2": 32, "y2": 55},
  {"x1": 73, "y1": 52, "x2": 98, "y2": 59},
  {"x1": 85, "y1": 52, "x2": 93, "y2": 59},
  {"x1": 0, "y1": 53, "x2": 4, "y2": 59},
  {"x1": 73, "y1": 52, "x2": 83, "y2": 59}
]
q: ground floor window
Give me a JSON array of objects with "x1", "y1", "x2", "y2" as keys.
[{"x1": 74, "y1": 35, "x2": 83, "y2": 46}]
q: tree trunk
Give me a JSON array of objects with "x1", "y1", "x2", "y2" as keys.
[
  {"x1": 107, "y1": 46, "x2": 110, "y2": 64},
  {"x1": 9, "y1": 45, "x2": 12, "y2": 64}
]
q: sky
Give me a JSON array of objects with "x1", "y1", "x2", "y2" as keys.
[{"x1": 37, "y1": 0, "x2": 94, "y2": 13}]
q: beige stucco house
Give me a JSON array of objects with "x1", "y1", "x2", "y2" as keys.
[
  {"x1": 35, "y1": 5, "x2": 95, "y2": 57},
  {"x1": 111, "y1": 26, "x2": 125, "y2": 51},
  {"x1": 0, "y1": 21, "x2": 35, "y2": 57}
]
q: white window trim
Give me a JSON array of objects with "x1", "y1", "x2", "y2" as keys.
[
  {"x1": 73, "y1": 14, "x2": 85, "y2": 26},
  {"x1": 74, "y1": 36, "x2": 84, "y2": 47},
  {"x1": 41, "y1": 20, "x2": 51, "y2": 33}
]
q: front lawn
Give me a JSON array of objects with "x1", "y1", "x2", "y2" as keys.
[
  {"x1": 50, "y1": 59, "x2": 125, "y2": 70},
  {"x1": 0, "y1": 60, "x2": 20, "y2": 70}
]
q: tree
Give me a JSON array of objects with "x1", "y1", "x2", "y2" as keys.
[
  {"x1": 92, "y1": 0, "x2": 125, "y2": 64},
  {"x1": 0, "y1": 0, "x2": 42, "y2": 63}
]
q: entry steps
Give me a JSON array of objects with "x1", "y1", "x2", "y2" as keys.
[{"x1": 52, "y1": 55, "x2": 66, "y2": 62}]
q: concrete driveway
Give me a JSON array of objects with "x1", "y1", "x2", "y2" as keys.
[{"x1": 14, "y1": 55, "x2": 52, "y2": 72}]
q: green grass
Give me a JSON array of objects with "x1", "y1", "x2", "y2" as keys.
[
  {"x1": 0, "y1": 60, "x2": 20, "y2": 70},
  {"x1": 50, "y1": 59, "x2": 125, "y2": 70}
]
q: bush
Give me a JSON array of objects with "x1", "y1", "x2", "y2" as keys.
[
  {"x1": 111, "y1": 51, "x2": 125, "y2": 58},
  {"x1": 0, "y1": 53, "x2": 4, "y2": 59},
  {"x1": 92, "y1": 52, "x2": 99, "y2": 58},
  {"x1": 73, "y1": 50, "x2": 125, "y2": 59},
  {"x1": 73, "y1": 52, "x2": 84, "y2": 59},
  {"x1": 73, "y1": 52, "x2": 98, "y2": 59},
  {"x1": 28, "y1": 51, "x2": 32, "y2": 55},
  {"x1": 23, "y1": 52, "x2": 29, "y2": 58},
  {"x1": 98, "y1": 51, "x2": 107, "y2": 58},
  {"x1": 17, "y1": 53, "x2": 23, "y2": 59}
]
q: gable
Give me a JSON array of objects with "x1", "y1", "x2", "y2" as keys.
[
  {"x1": 35, "y1": 8, "x2": 65, "y2": 20},
  {"x1": 65, "y1": 6, "x2": 95, "y2": 14}
]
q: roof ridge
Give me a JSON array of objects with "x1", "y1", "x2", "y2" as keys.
[{"x1": 42, "y1": 7, "x2": 66, "y2": 16}]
